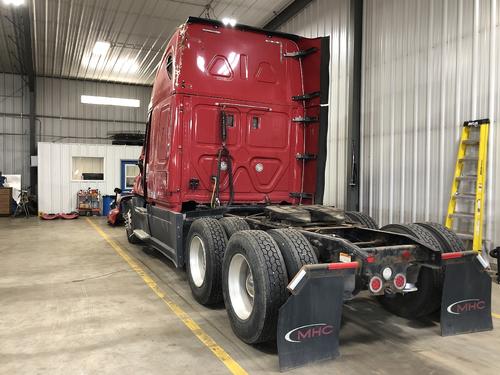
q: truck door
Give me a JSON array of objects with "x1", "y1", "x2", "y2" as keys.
[{"x1": 147, "y1": 101, "x2": 173, "y2": 203}]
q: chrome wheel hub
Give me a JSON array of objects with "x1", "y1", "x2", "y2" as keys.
[
  {"x1": 189, "y1": 235, "x2": 207, "y2": 288},
  {"x1": 228, "y1": 253, "x2": 254, "y2": 320}
]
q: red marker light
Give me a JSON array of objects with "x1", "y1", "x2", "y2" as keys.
[
  {"x1": 442, "y1": 252, "x2": 463, "y2": 260},
  {"x1": 393, "y1": 273, "x2": 406, "y2": 289},
  {"x1": 327, "y1": 262, "x2": 359, "y2": 270},
  {"x1": 366, "y1": 256, "x2": 375, "y2": 263},
  {"x1": 369, "y1": 276, "x2": 383, "y2": 293}
]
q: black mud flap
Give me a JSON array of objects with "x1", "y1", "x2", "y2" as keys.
[
  {"x1": 440, "y1": 251, "x2": 493, "y2": 336},
  {"x1": 277, "y1": 262, "x2": 358, "y2": 371}
]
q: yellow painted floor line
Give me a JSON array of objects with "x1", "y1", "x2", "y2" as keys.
[
  {"x1": 86, "y1": 218, "x2": 248, "y2": 375},
  {"x1": 492, "y1": 313, "x2": 500, "y2": 319}
]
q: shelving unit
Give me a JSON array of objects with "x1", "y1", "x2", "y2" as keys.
[{"x1": 77, "y1": 189, "x2": 101, "y2": 216}]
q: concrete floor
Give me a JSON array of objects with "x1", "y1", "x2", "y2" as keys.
[{"x1": 1, "y1": 217, "x2": 499, "y2": 375}]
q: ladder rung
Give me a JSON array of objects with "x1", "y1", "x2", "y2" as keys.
[
  {"x1": 453, "y1": 193, "x2": 476, "y2": 200},
  {"x1": 449, "y1": 212, "x2": 474, "y2": 219},
  {"x1": 459, "y1": 156, "x2": 479, "y2": 162},
  {"x1": 456, "y1": 233, "x2": 474, "y2": 240},
  {"x1": 463, "y1": 140, "x2": 479, "y2": 145},
  {"x1": 456, "y1": 176, "x2": 477, "y2": 181}
]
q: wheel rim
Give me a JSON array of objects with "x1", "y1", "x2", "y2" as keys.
[
  {"x1": 189, "y1": 235, "x2": 207, "y2": 288},
  {"x1": 228, "y1": 253, "x2": 254, "y2": 320}
]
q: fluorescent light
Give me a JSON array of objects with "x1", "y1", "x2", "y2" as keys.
[
  {"x1": 81, "y1": 95, "x2": 140, "y2": 108},
  {"x1": 92, "y1": 41, "x2": 110, "y2": 56},
  {"x1": 3, "y1": 0, "x2": 25, "y2": 5},
  {"x1": 222, "y1": 17, "x2": 237, "y2": 27}
]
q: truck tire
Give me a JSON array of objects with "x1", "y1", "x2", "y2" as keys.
[
  {"x1": 415, "y1": 222, "x2": 466, "y2": 253},
  {"x1": 222, "y1": 230, "x2": 288, "y2": 343},
  {"x1": 378, "y1": 223, "x2": 443, "y2": 318},
  {"x1": 268, "y1": 228, "x2": 318, "y2": 281},
  {"x1": 124, "y1": 208, "x2": 141, "y2": 244},
  {"x1": 186, "y1": 218, "x2": 228, "y2": 305},
  {"x1": 345, "y1": 211, "x2": 379, "y2": 229},
  {"x1": 219, "y1": 217, "x2": 250, "y2": 238}
]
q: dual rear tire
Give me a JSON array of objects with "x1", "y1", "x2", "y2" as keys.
[
  {"x1": 379, "y1": 222, "x2": 465, "y2": 319},
  {"x1": 185, "y1": 217, "x2": 317, "y2": 343},
  {"x1": 186, "y1": 218, "x2": 227, "y2": 305}
]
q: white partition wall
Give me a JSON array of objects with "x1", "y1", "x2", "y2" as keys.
[{"x1": 38, "y1": 142, "x2": 142, "y2": 213}]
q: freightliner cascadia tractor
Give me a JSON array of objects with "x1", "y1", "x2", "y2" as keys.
[{"x1": 124, "y1": 17, "x2": 492, "y2": 370}]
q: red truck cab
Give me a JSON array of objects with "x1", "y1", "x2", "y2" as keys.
[{"x1": 135, "y1": 17, "x2": 328, "y2": 213}]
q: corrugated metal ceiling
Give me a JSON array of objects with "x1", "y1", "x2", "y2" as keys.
[
  {"x1": 0, "y1": 0, "x2": 293, "y2": 85},
  {"x1": 0, "y1": 3, "x2": 24, "y2": 75}
]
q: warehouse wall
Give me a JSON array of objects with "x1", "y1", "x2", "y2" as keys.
[
  {"x1": 38, "y1": 142, "x2": 142, "y2": 213},
  {"x1": 0, "y1": 73, "x2": 31, "y2": 188},
  {"x1": 279, "y1": 0, "x2": 353, "y2": 208},
  {"x1": 37, "y1": 77, "x2": 151, "y2": 144},
  {"x1": 361, "y1": 0, "x2": 499, "y2": 250},
  {"x1": 0, "y1": 74, "x2": 151, "y2": 188}
]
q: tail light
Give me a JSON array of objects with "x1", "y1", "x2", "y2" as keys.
[
  {"x1": 393, "y1": 273, "x2": 406, "y2": 290},
  {"x1": 369, "y1": 276, "x2": 383, "y2": 293}
]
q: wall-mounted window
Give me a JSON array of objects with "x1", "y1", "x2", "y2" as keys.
[
  {"x1": 121, "y1": 160, "x2": 139, "y2": 191},
  {"x1": 72, "y1": 157, "x2": 104, "y2": 181},
  {"x1": 166, "y1": 54, "x2": 173, "y2": 80}
]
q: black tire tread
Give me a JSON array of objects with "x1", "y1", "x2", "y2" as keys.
[
  {"x1": 124, "y1": 207, "x2": 141, "y2": 244},
  {"x1": 345, "y1": 211, "x2": 379, "y2": 229},
  {"x1": 219, "y1": 217, "x2": 250, "y2": 238},
  {"x1": 224, "y1": 230, "x2": 288, "y2": 343},
  {"x1": 381, "y1": 223, "x2": 442, "y2": 252},
  {"x1": 268, "y1": 228, "x2": 318, "y2": 280},
  {"x1": 379, "y1": 223, "x2": 443, "y2": 318},
  {"x1": 187, "y1": 218, "x2": 227, "y2": 305},
  {"x1": 416, "y1": 222, "x2": 466, "y2": 253}
]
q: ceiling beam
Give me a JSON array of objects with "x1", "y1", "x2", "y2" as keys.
[{"x1": 263, "y1": 0, "x2": 314, "y2": 31}]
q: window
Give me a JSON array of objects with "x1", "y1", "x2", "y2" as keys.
[
  {"x1": 72, "y1": 157, "x2": 104, "y2": 181},
  {"x1": 125, "y1": 164, "x2": 139, "y2": 189},
  {"x1": 121, "y1": 160, "x2": 140, "y2": 191},
  {"x1": 166, "y1": 54, "x2": 173, "y2": 79}
]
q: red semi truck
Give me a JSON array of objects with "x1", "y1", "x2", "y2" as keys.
[{"x1": 124, "y1": 17, "x2": 492, "y2": 370}]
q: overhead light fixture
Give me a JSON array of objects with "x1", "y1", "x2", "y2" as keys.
[
  {"x1": 81, "y1": 95, "x2": 140, "y2": 108},
  {"x1": 222, "y1": 17, "x2": 237, "y2": 27},
  {"x1": 3, "y1": 0, "x2": 25, "y2": 6},
  {"x1": 92, "y1": 41, "x2": 110, "y2": 56}
]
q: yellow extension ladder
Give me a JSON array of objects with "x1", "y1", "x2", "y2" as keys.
[{"x1": 445, "y1": 119, "x2": 489, "y2": 253}]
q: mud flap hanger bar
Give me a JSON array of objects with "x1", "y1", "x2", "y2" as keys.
[
  {"x1": 440, "y1": 251, "x2": 493, "y2": 336},
  {"x1": 277, "y1": 262, "x2": 358, "y2": 371}
]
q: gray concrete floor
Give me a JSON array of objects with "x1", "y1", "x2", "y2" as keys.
[{"x1": 1, "y1": 217, "x2": 499, "y2": 374}]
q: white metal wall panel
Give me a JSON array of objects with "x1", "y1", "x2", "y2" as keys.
[
  {"x1": 0, "y1": 73, "x2": 30, "y2": 187},
  {"x1": 36, "y1": 77, "x2": 151, "y2": 144},
  {"x1": 361, "y1": 0, "x2": 499, "y2": 250},
  {"x1": 279, "y1": 0, "x2": 353, "y2": 208},
  {"x1": 37, "y1": 142, "x2": 142, "y2": 213}
]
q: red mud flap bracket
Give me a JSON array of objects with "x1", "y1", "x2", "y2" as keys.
[
  {"x1": 440, "y1": 251, "x2": 493, "y2": 336},
  {"x1": 277, "y1": 262, "x2": 358, "y2": 371}
]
